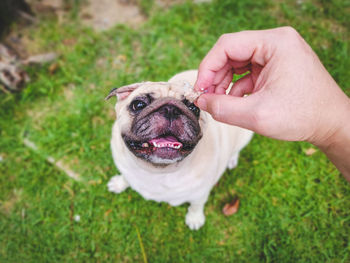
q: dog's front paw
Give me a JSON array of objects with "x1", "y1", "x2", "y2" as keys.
[
  {"x1": 185, "y1": 211, "x2": 205, "y2": 230},
  {"x1": 107, "y1": 175, "x2": 129, "y2": 194},
  {"x1": 227, "y1": 153, "x2": 239, "y2": 169}
]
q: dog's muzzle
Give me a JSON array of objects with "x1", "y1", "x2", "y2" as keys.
[{"x1": 122, "y1": 100, "x2": 202, "y2": 165}]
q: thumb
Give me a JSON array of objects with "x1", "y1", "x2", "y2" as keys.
[{"x1": 196, "y1": 94, "x2": 257, "y2": 131}]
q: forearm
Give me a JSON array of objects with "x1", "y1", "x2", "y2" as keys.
[
  {"x1": 315, "y1": 101, "x2": 350, "y2": 182},
  {"x1": 319, "y1": 127, "x2": 350, "y2": 182}
]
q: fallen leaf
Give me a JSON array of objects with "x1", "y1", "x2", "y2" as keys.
[
  {"x1": 49, "y1": 63, "x2": 59, "y2": 74},
  {"x1": 116, "y1": 54, "x2": 127, "y2": 62},
  {"x1": 222, "y1": 198, "x2": 240, "y2": 216},
  {"x1": 104, "y1": 209, "x2": 112, "y2": 218},
  {"x1": 304, "y1": 147, "x2": 317, "y2": 156},
  {"x1": 62, "y1": 38, "x2": 77, "y2": 46},
  {"x1": 217, "y1": 240, "x2": 225, "y2": 246}
]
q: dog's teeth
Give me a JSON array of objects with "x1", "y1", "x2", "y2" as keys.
[
  {"x1": 142, "y1": 142, "x2": 149, "y2": 148},
  {"x1": 152, "y1": 142, "x2": 160, "y2": 148},
  {"x1": 150, "y1": 141, "x2": 182, "y2": 149}
]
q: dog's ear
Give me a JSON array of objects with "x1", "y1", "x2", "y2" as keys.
[{"x1": 105, "y1": 83, "x2": 144, "y2": 101}]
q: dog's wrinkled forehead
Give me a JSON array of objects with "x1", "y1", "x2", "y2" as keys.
[
  {"x1": 105, "y1": 81, "x2": 202, "y2": 103},
  {"x1": 132, "y1": 82, "x2": 201, "y2": 101}
]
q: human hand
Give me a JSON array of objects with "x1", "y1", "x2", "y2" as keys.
[{"x1": 194, "y1": 27, "x2": 350, "y2": 148}]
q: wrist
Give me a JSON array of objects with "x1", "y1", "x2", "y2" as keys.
[
  {"x1": 309, "y1": 92, "x2": 350, "y2": 150},
  {"x1": 317, "y1": 115, "x2": 350, "y2": 152},
  {"x1": 312, "y1": 98, "x2": 350, "y2": 181},
  {"x1": 318, "y1": 121, "x2": 350, "y2": 181}
]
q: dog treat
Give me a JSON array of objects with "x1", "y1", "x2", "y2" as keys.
[
  {"x1": 184, "y1": 89, "x2": 203, "y2": 101},
  {"x1": 181, "y1": 81, "x2": 204, "y2": 101}
]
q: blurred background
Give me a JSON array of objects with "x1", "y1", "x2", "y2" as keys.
[{"x1": 0, "y1": 0, "x2": 349, "y2": 262}]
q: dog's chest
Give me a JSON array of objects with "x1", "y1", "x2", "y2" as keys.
[{"x1": 122, "y1": 167, "x2": 213, "y2": 206}]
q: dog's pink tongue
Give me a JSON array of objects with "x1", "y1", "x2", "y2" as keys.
[{"x1": 149, "y1": 136, "x2": 183, "y2": 149}]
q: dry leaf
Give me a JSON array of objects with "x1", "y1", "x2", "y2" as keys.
[
  {"x1": 104, "y1": 209, "x2": 112, "y2": 218},
  {"x1": 116, "y1": 54, "x2": 127, "y2": 62},
  {"x1": 62, "y1": 38, "x2": 77, "y2": 46},
  {"x1": 49, "y1": 63, "x2": 59, "y2": 74},
  {"x1": 304, "y1": 147, "x2": 317, "y2": 156},
  {"x1": 222, "y1": 198, "x2": 240, "y2": 216}
]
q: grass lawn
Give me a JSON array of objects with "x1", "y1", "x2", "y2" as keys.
[{"x1": 0, "y1": 0, "x2": 349, "y2": 262}]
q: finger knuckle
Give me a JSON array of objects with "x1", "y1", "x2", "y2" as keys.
[
  {"x1": 250, "y1": 106, "x2": 269, "y2": 134},
  {"x1": 272, "y1": 26, "x2": 306, "y2": 51},
  {"x1": 217, "y1": 33, "x2": 232, "y2": 46},
  {"x1": 210, "y1": 99, "x2": 223, "y2": 121},
  {"x1": 280, "y1": 26, "x2": 302, "y2": 42},
  {"x1": 281, "y1": 26, "x2": 298, "y2": 35}
]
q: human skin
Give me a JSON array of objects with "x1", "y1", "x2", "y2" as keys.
[{"x1": 194, "y1": 27, "x2": 350, "y2": 181}]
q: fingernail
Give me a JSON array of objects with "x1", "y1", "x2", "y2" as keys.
[{"x1": 196, "y1": 97, "x2": 207, "y2": 111}]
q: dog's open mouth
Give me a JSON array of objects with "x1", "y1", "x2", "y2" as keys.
[
  {"x1": 126, "y1": 134, "x2": 196, "y2": 151},
  {"x1": 124, "y1": 134, "x2": 197, "y2": 163},
  {"x1": 148, "y1": 136, "x2": 182, "y2": 149}
]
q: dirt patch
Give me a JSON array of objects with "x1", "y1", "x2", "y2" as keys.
[
  {"x1": 155, "y1": 0, "x2": 185, "y2": 8},
  {"x1": 79, "y1": 0, "x2": 212, "y2": 31},
  {"x1": 156, "y1": 0, "x2": 212, "y2": 7},
  {"x1": 80, "y1": 0, "x2": 146, "y2": 31},
  {"x1": 25, "y1": 0, "x2": 69, "y2": 24}
]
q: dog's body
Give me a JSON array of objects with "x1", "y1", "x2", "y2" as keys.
[{"x1": 107, "y1": 70, "x2": 253, "y2": 230}]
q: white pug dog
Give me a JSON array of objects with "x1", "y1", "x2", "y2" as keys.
[{"x1": 106, "y1": 70, "x2": 253, "y2": 230}]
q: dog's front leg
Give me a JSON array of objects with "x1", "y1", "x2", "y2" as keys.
[
  {"x1": 107, "y1": 175, "x2": 130, "y2": 194},
  {"x1": 185, "y1": 197, "x2": 207, "y2": 230}
]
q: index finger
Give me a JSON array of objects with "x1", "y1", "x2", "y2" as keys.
[{"x1": 194, "y1": 29, "x2": 270, "y2": 93}]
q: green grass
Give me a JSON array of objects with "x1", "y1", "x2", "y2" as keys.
[{"x1": 1, "y1": 0, "x2": 349, "y2": 262}]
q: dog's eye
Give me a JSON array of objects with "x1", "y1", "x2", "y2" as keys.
[
  {"x1": 130, "y1": 100, "x2": 147, "y2": 112},
  {"x1": 188, "y1": 103, "x2": 200, "y2": 117}
]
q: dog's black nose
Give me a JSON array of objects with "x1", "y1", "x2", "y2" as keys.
[{"x1": 158, "y1": 104, "x2": 182, "y2": 120}]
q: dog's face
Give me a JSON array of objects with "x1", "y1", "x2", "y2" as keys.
[{"x1": 106, "y1": 82, "x2": 204, "y2": 165}]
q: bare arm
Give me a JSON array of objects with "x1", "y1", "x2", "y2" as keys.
[
  {"x1": 316, "y1": 114, "x2": 350, "y2": 181},
  {"x1": 194, "y1": 27, "x2": 350, "y2": 180}
]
